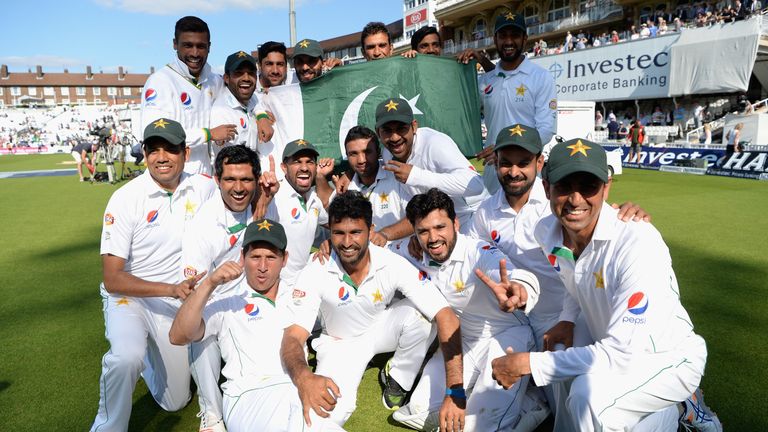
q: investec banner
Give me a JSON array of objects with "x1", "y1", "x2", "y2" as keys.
[
  {"x1": 530, "y1": 34, "x2": 680, "y2": 102},
  {"x1": 601, "y1": 145, "x2": 722, "y2": 168}
]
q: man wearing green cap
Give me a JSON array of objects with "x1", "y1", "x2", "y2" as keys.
[
  {"x1": 489, "y1": 139, "x2": 714, "y2": 432},
  {"x1": 264, "y1": 138, "x2": 334, "y2": 287},
  {"x1": 292, "y1": 38, "x2": 342, "y2": 83},
  {"x1": 467, "y1": 11, "x2": 557, "y2": 196},
  {"x1": 375, "y1": 96, "x2": 489, "y2": 234},
  {"x1": 210, "y1": 51, "x2": 275, "y2": 161},
  {"x1": 92, "y1": 118, "x2": 217, "y2": 431},
  {"x1": 171, "y1": 219, "x2": 344, "y2": 432}
]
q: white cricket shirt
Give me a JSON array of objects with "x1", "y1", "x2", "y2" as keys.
[
  {"x1": 141, "y1": 57, "x2": 224, "y2": 176},
  {"x1": 529, "y1": 203, "x2": 701, "y2": 386},
  {"x1": 289, "y1": 244, "x2": 449, "y2": 339},
  {"x1": 209, "y1": 88, "x2": 260, "y2": 158}
]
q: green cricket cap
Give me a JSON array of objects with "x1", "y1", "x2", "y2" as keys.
[
  {"x1": 494, "y1": 123, "x2": 542, "y2": 154},
  {"x1": 143, "y1": 118, "x2": 186, "y2": 147},
  {"x1": 225, "y1": 51, "x2": 257, "y2": 75},
  {"x1": 292, "y1": 39, "x2": 323, "y2": 59},
  {"x1": 375, "y1": 97, "x2": 413, "y2": 129},
  {"x1": 544, "y1": 138, "x2": 609, "y2": 184},
  {"x1": 494, "y1": 10, "x2": 527, "y2": 34},
  {"x1": 282, "y1": 138, "x2": 319, "y2": 160},
  {"x1": 242, "y1": 219, "x2": 287, "y2": 251}
]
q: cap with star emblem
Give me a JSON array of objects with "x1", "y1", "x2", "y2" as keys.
[
  {"x1": 282, "y1": 138, "x2": 320, "y2": 161},
  {"x1": 292, "y1": 39, "x2": 323, "y2": 59},
  {"x1": 543, "y1": 138, "x2": 608, "y2": 184},
  {"x1": 494, "y1": 10, "x2": 527, "y2": 34},
  {"x1": 375, "y1": 97, "x2": 413, "y2": 129},
  {"x1": 242, "y1": 218, "x2": 287, "y2": 251},
  {"x1": 142, "y1": 118, "x2": 186, "y2": 147},
  {"x1": 225, "y1": 50, "x2": 257, "y2": 75},
  {"x1": 494, "y1": 123, "x2": 542, "y2": 154}
]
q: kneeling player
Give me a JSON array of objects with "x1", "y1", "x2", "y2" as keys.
[
  {"x1": 391, "y1": 188, "x2": 544, "y2": 431},
  {"x1": 490, "y1": 140, "x2": 716, "y2": 431},
  {"x1": 170, "y1": 220, "x2": 343, "y2": 432}
]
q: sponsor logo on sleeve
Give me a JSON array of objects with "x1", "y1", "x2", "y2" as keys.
[
  {"x1": 622, "y1": 292, "x2": 649, "y2": 324},
  {"x1": 104, "y1": 213, "x2": 115, "y2": 226}
]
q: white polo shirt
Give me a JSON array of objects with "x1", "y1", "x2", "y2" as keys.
[
  {"x1": 180, "y1": 193, "x2": 252, "y2": 285},
  {"x1": 394, "y1": 234, "x2": 539, "y2": 341},
  {"x1": 529, "y1": 203, "x2": 700, "y2": 386},
  {"x1": 202, "y1": 280, "x2": 292, "y2": 395},
  {"x1": 466, "y1": 178, "x2": 564, "y2": 319},
  {"x1": 337, "y1": 164, "x2": 409, "y2": 230},
  {"x1": 141, "y1": 58, "x2": 224, "y2": 176},
  {"x1": 479, "y1": 56, "x2": 557, "y2": 148},
  {"x1": 265, "y1": 180, "x2": 327, "y2": 286},
  {"x1": 209, "y1": 88, "x2": 260, "y2": 158},
  {"x1": 100, "y1": 171, "x2": 216, "y2": 287},
  {"x1": 381, "y1": 127, "x2": 488, "y2": 226},
  {"x1": 289, "y1": 244, "x2": 449, "y2": 339}
]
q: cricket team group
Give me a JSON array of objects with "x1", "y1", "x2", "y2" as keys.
[{"x1": 90, "y1": 12, "x2": 722, "y2": 432}]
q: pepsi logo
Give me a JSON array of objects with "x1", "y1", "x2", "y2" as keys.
[
  {"x1": 338, "y1": 287, "x2": 349, "y2": 301},
  {"x1": 418, "y1": 270, "x2": 430, "y2": 281},
  {"x1": 484, "y1": 84, "x2": 493, "y2": 95},
  {"x1": 627, "y1": 292, "x2": 649, "y2": 315},
  {"x1": 290, "y1": 208, "x2": 301, "y2": 220},
  {"x1": 144, "y1": 88, "x2": 157, "y2": 102},
  {"x1": 146, "y1": 210, "x2": 159, "y2": 223},
  {"x1": 491, "y1": 230, "x2": 501, "y2": 243},
  {"x1": 180, "y1": 92, "x2": 192, "y2": 106},
  {"x1": 547, "y1": 254, "x2": 561, "y2": 272},
  {"x1": 240, "y1": 117, "x2": 246, "y2": 128},
  {"x1": 244, "y1": 303, "x2": 260, "y2": 316}
]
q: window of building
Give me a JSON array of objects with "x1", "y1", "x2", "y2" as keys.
[
  {"x1": 472, "y1": 18, "x2": 486, "y2": 39},
  {"x1": 28, "y1": 87, "x2": 37, "y2": 96},
  {"x1": 456, "y1": 29, "x2": 465, "y2": 43},
  {"x1": 76, "y1": 87, "x2": 86, "y2": 96},
  {"x1": 43, "y1": 87, "x2": 55, "y2": 96},
  {"x1": 61, "y1": 87, "x2": 69, "y2": 96},
  {"x1": 62, "y1": 98, "x2": 70, "y2": 104},
  {"x1": 77, "y1": 99, "x2": 86, "y2": 105},
  {"x1": 405, "y1": 0, "x2": 415, "y2": 9},
  {"x1": 11, "y1": 87, "x2": 21, "y2": 96},
  {"x1": 93, "y1": 87, "x2": 101, "y2": 96},
  {"x1": 0, "y1": 87, "x2": 3, "y2": 96},
  {"x1": 107, "y1": 87, "x2": 117, "y2": 96},
  {"x1": 524, "y1": 5, "x2": 540, "y2": 26},
  {"x1": 93, "y1": 99, "x2": 102, "y2": 104},
  {"x1": 639, "y1": 6, "x2": 653, "y2": 24},
  {"x1": 123, "y1": 87, "x2": 131, "y2": 96},
  {"x1": 548, "y1": 0, "x2": 572, "y2": 21}
]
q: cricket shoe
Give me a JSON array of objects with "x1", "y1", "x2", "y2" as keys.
[
  {"x1": 197, "y1": 411, "x2": 226, "y2": 432},
  {"x1": 379, "y1": 359, "x2": 408, "y2": 410},
  {"x1": 392, "y1": 404, "x2": 437, "y2": 431},
  {"x1": 679, "y1": 389, "x2": 722, "y2": 432}
]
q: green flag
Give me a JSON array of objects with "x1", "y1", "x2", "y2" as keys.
[{"x1": 265, "y1": 55, "x2": 482, "y2": 161}]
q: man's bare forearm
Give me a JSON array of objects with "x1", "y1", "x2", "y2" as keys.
[{"x1": 434, "y1": 307, "x2": 464, "y2": 388}]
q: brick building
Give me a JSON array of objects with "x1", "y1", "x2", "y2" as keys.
[{"x1": 0, "y1": 65, "x2": 151, "y2": 108}]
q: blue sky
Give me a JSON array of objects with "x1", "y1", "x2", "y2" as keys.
[{"x1": 3, "y1": 0, "x2": 402, "y2": 74}]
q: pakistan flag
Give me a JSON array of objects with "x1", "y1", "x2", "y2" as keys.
[{"x1": 265, "y1": 55, "x2": 482, "y2": 160}]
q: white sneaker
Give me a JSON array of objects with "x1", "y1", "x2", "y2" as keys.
[
  {"x1": 197, "y1": 411, "x2": 226, "y2": 432},
  {"x1": 679, "y1": 389, "x2": 722, "y2": 432},
  {"x1": 392, "y1": 404, "x2": 441, "y2": 431}
]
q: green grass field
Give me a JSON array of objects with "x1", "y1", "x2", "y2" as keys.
[{"x1": 0, "y1": 154, "x2": 766, "y2": 431}]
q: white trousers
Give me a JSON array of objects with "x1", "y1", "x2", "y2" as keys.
[
  {"x1": 405, "y1": 325, "x2": 535, "y2": 431},
  {"x1": 223, "y1": 376, "x2": 345, "y2": 432},
  {"x1": 312, "y1": 298, "x2": 433, "y2": 426},
  {"x1": 561, "y1": 334, "x2": 707, "y2": 432},
  {"x1": 90, "y1": 285, "x2": 221, "y2": 431}
]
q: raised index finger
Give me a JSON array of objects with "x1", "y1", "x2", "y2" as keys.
[
  {"x1": 268, "y1": 155, "x2": 276, "y2": 173},
  {"x1": 474, "y1": 268, "x2": 508, "y2": 305}
]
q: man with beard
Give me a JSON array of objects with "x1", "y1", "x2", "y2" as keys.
[
  {"x1": 91, "y1": 118, "x2": 217, "y2": 431},
  {"x1": 376, "y1": 97, "x2": 488, "y2": 233},
  {"x1": 334, "y1": 126, "x2": 410, "y2": 246},
  {"x1": 390, "y1": 188, "x2": 543, "y2": 432},
  {"x1": 469, "y1": 12, "x2": 557, "y2": 194},
  {"x1": 490, "y1": 140, "x2": 718, "y2": 432},
  {"x1": 281, "y1": 192, "x2": 465, "y2": 430},
  {"x1": 141, "y1": 16, "x2": 236, "y2": 176},
  {"x1": 171, "y1": 220, "x2": 344, "y2": 432},
  {"x1": 361, "y1": 21, "x2": 393, "y2": 61},
  {"x1": 292, "y1": 39, "x2": 342, "y2": 83},
  {"x1": 401, "y1": 26, "x2": 442, "y2": 58},
  {"x1": 264, "y1": 139, "x2": 334, "y2": 286},
  {"x1": 209, "y1": 51, "x2": 274, "y2": 158},
  {"x1": 257, "y1": 41, "x2": 294, "y2": 93}
]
